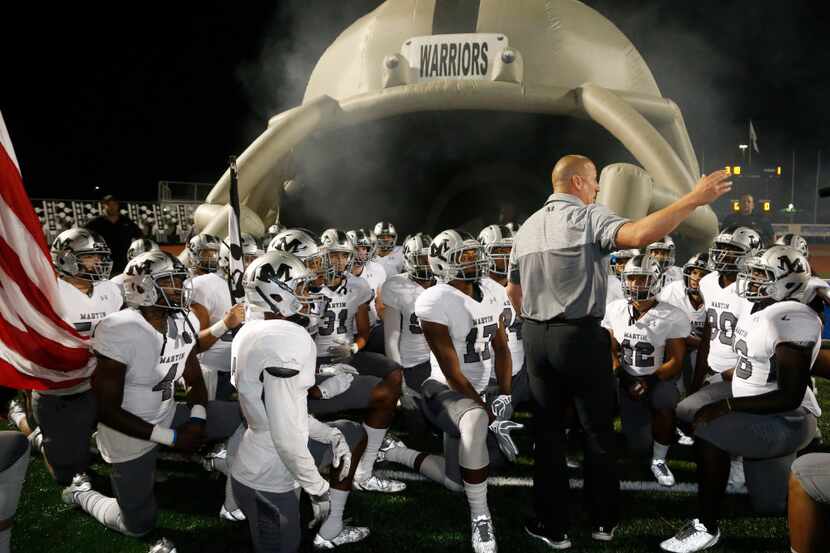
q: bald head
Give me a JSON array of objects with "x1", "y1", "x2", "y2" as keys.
[{"x1": 551, "y1": 155, "x2": 599, "y2": 204}]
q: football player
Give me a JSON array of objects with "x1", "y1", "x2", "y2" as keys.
[
  {"x1": 478, "y1": 224, "x2": 529, "y2": 408},
  {"x1": 661, "y1": 246, "x2": 822, "y2": 553},
  {"x1": 775, "y1": 233, "x2": 809, "y2": 257},
  {"x1": 677, "y1": 227, "x2": 760, "y2": 490},
  {"x1": 312, "y1": 229, "x2": 405, "y2": 494},
  {"x1": 347, "y1": 228, "x2": 388, "y2": 354},
  {"x1": 602, "y1": 254, "x2": 689, "y2": 486},
  {"x1": 231, "y1": 251, "x2": 370, "y2": 551},
  {"x1": 373, "y1": 221, "x2": 404, "y2": 275},
  {"x1": 262, "y1": 222, "x2": 286, "y2": 249},
  {"x1": 189, "y1": 233, "x2": 260, "y2": 401},
  {"x1": 384, "y1": 230, "x2": 515, "y2": 553},
  {"x1": 31, "y1": 229, "x2": 122, "y2": 487},
  {"x1": 185, "y1": 233, "x2": 222, "y2": 277},
  {"x1": 111, "y1": 238, "x2": 160, "y2": 292},
  {"x1": 607, "y1": 249, "x2": 639, "y2": 304},
  {"x1": 646, "y1": 236, "x2": 683, "y2": 284},
  {"x1": 62, "y1": 251, "x2": 241, "y2": 539}
]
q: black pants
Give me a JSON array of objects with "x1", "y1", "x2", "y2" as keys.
[{"x1": 523, "y1": 319, "x2": 620, "y2": 532}]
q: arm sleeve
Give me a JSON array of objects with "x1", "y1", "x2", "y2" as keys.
[
  {"x1": 263, "y1": 372, "x2": 329, "y2": 497},
  {"x1": 588, "y1": 204, "x2": 629, "y2": 252},
  {"x1": 92, "y1": 317, "x2": 134, "y2": 366},
  {"x1": 415, "y1": 290, "x2": 449, "y2": 325}
]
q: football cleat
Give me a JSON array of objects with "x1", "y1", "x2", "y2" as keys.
[
  {"x1": 219, "y1": 504, "x2": 246, "y2": 521},
  {"x1": 313, "y1": 526, "x2": 370, "y2": 550},
  {"x1": 28, "y1": 427, "x2": 43, "y2": 453},
  {"x1": 676, "y1": 427, "x2": 694, "y2": 446},
  {"x1": 524, "y1": 518, "x2": 571, "y2": 550},
  {"x1": 471, "y1": 515, "x2": 498, "y2": 553},
  {"x1": 651, "y1": 459, "x2": 676, "y2": 487},
  {"x1": 61, "y1": 473, "x2": 92, "y2": 506},
  {"x1": 147, "y1": 538, "x2": 178, "y2": 553},
  {"x1": 201, "y1": 446, "x2": 228, "y2": 473},
  {"x1": 591, "y1": 524, "x2": 619, "y2": 542},
  {"x1": 352, "y1": 474, "x2": 406, "y2": 493},
  {"x1": 660, "y1": 519, "x2": 720, "y2": 552},
  {"x1": 375, "y1": 437, "x2": 405, "y2": 463}
]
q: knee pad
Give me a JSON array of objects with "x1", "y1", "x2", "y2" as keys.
[{"x1": 457, "y1": 408, "x2": 489, "y2": 470}]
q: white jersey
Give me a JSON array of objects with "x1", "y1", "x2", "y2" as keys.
[
  {"x1": 415, "y1": 281, "x2": 507, "y2": 393},
  {"x1": 699, "y1": 271, "x2": 752, "y2": 373},
  {"x1": 315, "y1": 275, "x2": 373, "y2": 358},
  {"x1": 231, "y1": 319, "x2": 328, "y2": 495},
  {"x1": 607, "y1": 275, "x2": 624, "y2": 306},
  {"x1": 732, "y1": 301, "x2": 822, "y2": 417},
  {"x1": 47, "y1": 279, "x2": 123, "y2": 396},
  {"x1": 374, "y1": 246, "x2": 404, "y2": 275},
  {"x1": 481, "y1": 277, "x2": 524, "y2": 375},
  {"x1": 190, "y1": 272, "x2": 235, "y2": 372},
  {"x1": 602, "y1": 300, "x2": 690, "y2": 377},
  {"x1": 93, "y1": 309, "x2": 200, "y2": 463},
  {"x1": 381, "y1": 274, "x2": 432, "y2": 368},
  {"x1": 109, "y1": 272, "x2": 126, "y2": 298},
  {"x1": 355, "y1": 260, "x2": 387, "y2": 327},
  {"x1": 658, "y1": 280, "x2": 707, "y2": 338}
]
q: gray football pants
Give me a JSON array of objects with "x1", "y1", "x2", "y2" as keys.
[
  {"x1": 0, "y1": 432, "x2": 30, "y2": 553},
  {"x1": 75, "y1": 401, "x2": 241, "y2": 536},
  {"x1": 231, "y1": 482, "x2": 301, "y2": 553}
]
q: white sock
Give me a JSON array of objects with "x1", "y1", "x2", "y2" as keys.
[
  {"x1": 8, "y1": 409, "x2": 25, "y2": 429},
  {"x1": 652, "y1": 441, "x2": 670, "y2": 462},
  {"x1": 384, "y1": 444, "x2": 420, "y2": 468},
  {"x1": 354, "y1": 424, "x2": 388, "y2": 482},
  {"x1": 463, "y1": 480, "x2": 490, "y2": 519},
  {"x1": 0, "y1": 527, "x2": 10, "y2": 553},
  {"x1": 318, "y1": 489, "x2": 349, "y2": 540}
]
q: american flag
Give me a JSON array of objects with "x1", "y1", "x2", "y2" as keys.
[{"x1": 0, "y1": 111, "x2": 92, "y2": 390}]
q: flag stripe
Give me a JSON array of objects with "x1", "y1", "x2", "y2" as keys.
[
  {"x1": 0, "y1": 143, "x2": 50, "y2": 260},
  {"x1": 0, "y1": 358, "x2": 86, "y2": 391}
]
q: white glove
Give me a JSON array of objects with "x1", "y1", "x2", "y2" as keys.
[
  {"x1": 329, "y1": 428, "x2": 352, "y2": 481},
  {"x1": 309, "y1": 489, "x2": 331, "y2": 529},
  {"x1": 489, "y1": 419, "x2": 524, "y2": 463},
  {"x1": 328, "y1": 336, "x2": 357, "y2": 362},
  {"x1": 317, "y1": 373, "x2": 354, "y2": 399},
  {"x1": 490, "y1": 394, "x2": 513, "y2": 421},
  {"x1": 317, "y1": 363, "x2": 359, "y2": 377}
]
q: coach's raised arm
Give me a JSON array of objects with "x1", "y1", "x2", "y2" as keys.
[{"x1": 509, "y1": 154, "x2": 731, "y2": 547}]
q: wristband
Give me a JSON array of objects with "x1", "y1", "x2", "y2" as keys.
[
  {"x1": 150, "y1": 425, "x2": 176, "y2": 446},
  {"x1": 190, "y1": 404, "x2": 207, "y2": 421},
  {"x1": 350, "y1": 342, "x2": 359, "y2": 354},
  {"x1": 209, "y1": 320, "x2": 229, "y2": 338}
]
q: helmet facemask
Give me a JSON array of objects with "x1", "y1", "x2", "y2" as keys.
[
  {"x1": 404, "y1": 251, "x2": 433, "y2": 280},
  {"x1": 683, "y1": 266, "x2": 709, "y2": 295},
  {"x1": 622, "y1": 271, "x2": 661, "y2": 302},
  {"x1": 376, "y1": 233, "x2": 396, "y2": 255},
  {"x1": 485, "y1": 245, "x2": 512, "y2": 277},
  {"x1": 325, "y1": 250, "x2": 354, "y2": 286},
  {"x1": 152, "y1": 272, "x2": 193, "y2": 311},
  {"x1": 708, "y1": 242, "x2": 747, "y2": 274},
  {"x1": 454, "y1": 244, "x2": 489, "y2": 282},
  {"x1": 646, "y1": 245, "x2": 675, "y2": 270},
  {"x1": 74, "y1": 251, "x2": 114, "y2": 281}
]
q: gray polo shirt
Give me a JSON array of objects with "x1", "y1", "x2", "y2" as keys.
[{"x1": 509, "y1": 193, "x2": 628, "y2": 321}]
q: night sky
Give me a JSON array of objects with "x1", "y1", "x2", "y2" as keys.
[{"x1": 4, "y1": 1, "x2": 830, "y2": 225}]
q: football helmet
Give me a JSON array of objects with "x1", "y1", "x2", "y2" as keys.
[
  {"x1": 609, "y1": 249, "x2": 640, "y2": 277},
  {"x1": 402, "y1": 233, "x2": 434, "y2": 280},
  {"x1": 320, "y1": 228, "x2": 355, "y2": 283},
  {"x1": 428, "y1": 229, "x2": 488, "y2": 283},
  {"x1": 347, "y1": 229, "x2": 378, "y2": 267},
  {"x1": 737, "y1": 245, "x2": 811, "y2": 303},
  {"x1": 621, "y1": 254, "x2": 663, "y2": 302},
  {"x1": 123, "y1": 251, "x2": 192, "y2": 310},
  {"x1": 504, "y1": 222, "x2": 521, "y2": 233},
  {"x1": 775, "y1": 233, "x2": 809, "y2": 257},
  {"x1": 708, "y1": 226, "x2": 762, "y2": 273},
  {"x1": 186, "y1": 233, "x2": 222, "y2": 273},
  {"x1": 263, "y1": 223, "x2": 286, "y2": 247},
  {"x1": 268, "y1": 228, "x2": 329, "y2": 281},
  {"x1": 682, "y1": 252, "x2": 711, "y2": 294},
  {"x1": 242, "y1": 250, "x2": 323, "y2": 320},
  {"x1": 478, "y1": 224, "x2": 515, "y2": 277},
  {"x1": 51, "y1": 228, "x2": 113, "y2": 281},
  {"x1": 373, "y1": 221, "x2": 398, "y2": 255},
  {"x1": 219, "y1": 233, "x2": 261, "y2": 273},
  {"x1": 645, "y1": 236, "x2": 676, "y2": 270},
  {"x1": 126, "y1": 238, "x2": 160, "y2": 261}
]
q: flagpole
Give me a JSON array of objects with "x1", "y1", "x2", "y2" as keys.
[
  {"x1": 227, "y1": 156, "x2": 244, "y2": 304},
  {"x1": 791, "y1": 149, "x2": 796, "y2": 226}
]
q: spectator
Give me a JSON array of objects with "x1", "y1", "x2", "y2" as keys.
[
  {"x1": 720, "y1": 194, "x2": 774, "y2": 246},
  {"x1": 84, "y1": 195, "x2": 142, "y2": 273}
]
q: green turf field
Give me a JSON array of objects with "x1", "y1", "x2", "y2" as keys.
[{"x1": 12, "y1": 379, "x2": 830, "y2": 553}]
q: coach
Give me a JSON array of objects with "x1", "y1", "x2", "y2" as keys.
[{"x1": 508, "y1": 155, "x2": 731, "y2": 545}]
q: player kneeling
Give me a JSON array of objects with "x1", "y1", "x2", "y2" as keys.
[
  {"x1": 661, "y1": 246, "x2": 822, "y2": 552},
  {"x1": 63, "y1": 252, "x2": 241, "y2": 541},
  {"x1": 231, "y1": 251, "x2": 370, "y2": 552},
  {"x1": 602, "y1": 254, "x2": 689, "y2": 487}
]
